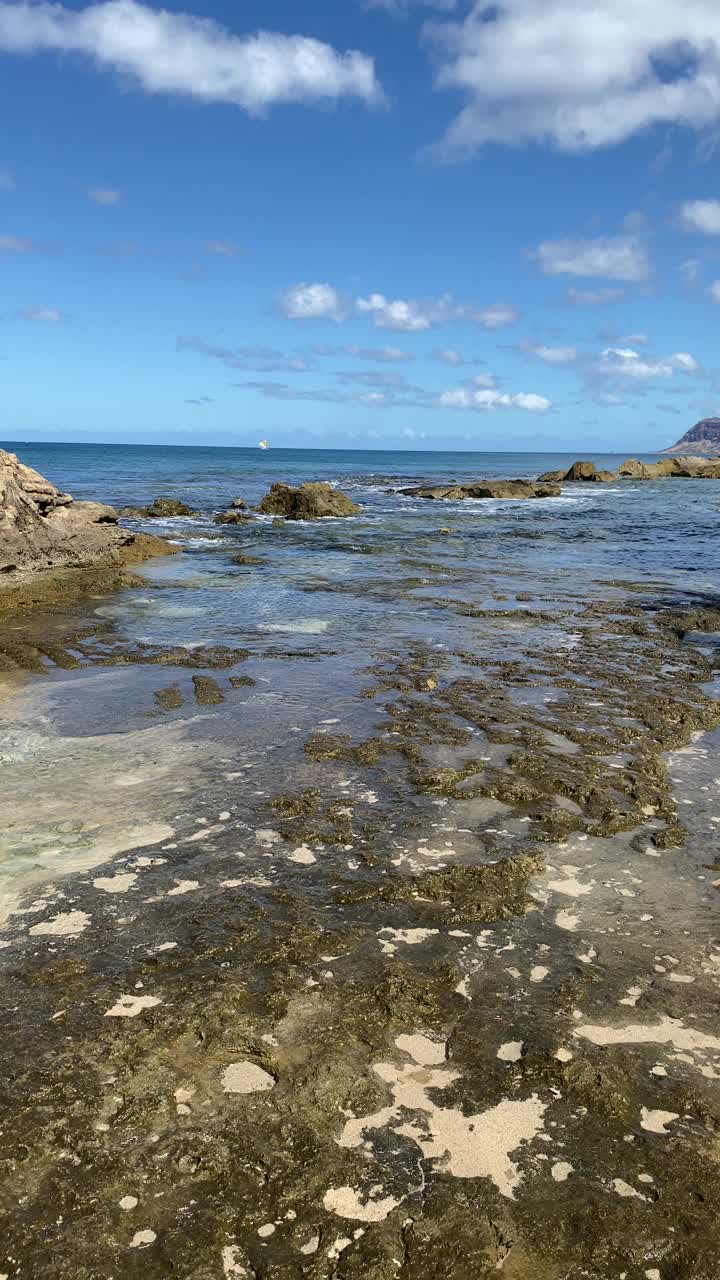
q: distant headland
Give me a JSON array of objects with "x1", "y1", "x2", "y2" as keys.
[{"x1": 663, "y1": 417, "x2": 720, "y2": 454}]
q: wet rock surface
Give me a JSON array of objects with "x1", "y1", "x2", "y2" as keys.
[
  {"x1": 400, "y1": 480, "x2": 561, "y2": 501},
  {"x1": 2, "y1": 453, "x2": 720, "y2": 1278},
  {"x1": 2, "y1": 563, "x2": 720, "y2": 1277},
  {"x1": 119, "y1": 497, "x2": 201, "y2": 519},
  {"x1": 257, "y1": 483, "x2": 362, "y2": 520}
]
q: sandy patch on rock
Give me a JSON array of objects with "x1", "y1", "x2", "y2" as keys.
[{"x1": 222, "y1": 1062, "x2": 276, "y2": 1095}]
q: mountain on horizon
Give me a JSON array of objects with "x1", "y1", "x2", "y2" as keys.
[{"x1": 663, "y1": 417, "x2": 720, "y2": 455}]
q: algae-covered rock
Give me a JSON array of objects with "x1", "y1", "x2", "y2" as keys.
[
  {"x1": 214, "y1": 510, "x2": 254, "y2": 525},
  {"x1": 257, "y1": 482, "x2": 361, "y2": 519},
  {"x1": 119, "y1": 496, "x2": 201, "y2": 518},
  {"x1": 400, "y1": 480, "x2": 561, "y2": 502}
]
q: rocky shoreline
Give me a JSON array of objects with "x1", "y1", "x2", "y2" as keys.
[
  {"x1": 0, "y1": 450, "x2": 177, "y2": 611},
  {"x1": 2, "y1": 448, "x2": 720, "y2": 1278}
]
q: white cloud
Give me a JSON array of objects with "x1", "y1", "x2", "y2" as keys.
[
  {"x1": 17, "y1": 305, "x2": 62, "y2": 322},
  {"x1": 671, "y1": 351, "x2": 700, "y2": 372},
  {"x1": 356, "y1": 292, "x2": 437, "y2": 331},
  {"x1": 439, "y1": 385, "x2": 551, "y2": 412},
  {"x1": 596, "y1": 347, "x2": 701, "y2": 381},
  {"x1": 88, "y1": 186, "x2": 121, "y2": 205},
  {"x1": 0, "y1": 167, "x2": 15, "y2": 191},
  {"x1": 617, "y1": 332, "x2": 649, "y2": 346},
  {"x1": 425, "y1": 0, "x2": 720, "y2": 156},
  {"x1": 680, "y1": 199, "x2": 720, "y2": 234},
  {"x1": 279, "y1": 283, "x2": 346, "y2": 322},
  {"x1": 527, "y1": 344, "x2": 577, "y2": 365},
  {"x1": 282, "y1": 285, "x2": 518, "y2": 331},
  {"x1": 534, "y1": 235, "x2": 650, "y2": 281},
  {"x1": 0, "y1": 1, "x2": 383, "y2": 112},
  {"x1": 567, "y1": 287, "x2": 625, "y2": 306},
  {"x1": 711, "y1": 280, "x2": 720, "y2": 302},
  {"x1": 206, "y1": 240, "x2": 240, "y2": 256}
]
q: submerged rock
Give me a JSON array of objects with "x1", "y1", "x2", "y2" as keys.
[
  {"x1": 0, "y1": 449, "x2": 175, "y2": 595},
  {"x1": 214, "y1": 510, "x2": 254, "y2": 525},
  {"x1": 257, "y1": 482, "x2": 361, "y2": 519}
]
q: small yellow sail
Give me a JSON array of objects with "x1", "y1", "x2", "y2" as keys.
[{"x1": 258, "y1": 440, "x2": 269, "y2": 450}]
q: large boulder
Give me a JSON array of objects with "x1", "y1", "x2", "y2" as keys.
[
  {"x1": 257, "y1": 482, "x2": 361, "y2": 520},
  {"x1": 616, "y1": 458, "x2": 652, "y2": 479},
  {"x1": 564, "y1": 461, "x2": 598, "y2": 481},
  {"x1": 537, "y1": 469, "x2": 565, "y2": 483},
  {"x1": 0, "y1": 450, "x2": 174, "y2": 588}
]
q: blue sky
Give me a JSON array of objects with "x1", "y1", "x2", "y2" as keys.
[{"x1": 2, "y1": 0, "x2": 720, "y2": 450}]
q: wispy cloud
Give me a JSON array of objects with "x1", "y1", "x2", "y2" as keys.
[
  {"x1": 17, "y1": 305, "x2": 63, "y2": 322},
  {"x1": 566, "y1": 286, "x2": 626, "y2": 307},
  {"x1": 206, "y1": 240, "x2": 241, "y2": 257},
  {"x1": 0, "y1": 167, "x2": 15, "y2": 192},
  {"x1": 710, "y1": 281, "x2": 720, "y2": 303},
  {"x1": 88, "y1": 186, "x2": 122, "y2": 205},
  {"x1": 177, "y1": 336, "x2": 310, "y2": 373},
  {"x1": 364, "y1": 0, "x2": 455, "y2": 11},
  {"x1": 341, "y1": 343, "x2": 412, "y2": 361},
  {"x1": 0, "y1": 1, "x2": 383, "y2": 112},
  {"x1": 522, "y1": 343, "x2": 578, "y2": 366},
  {"x1": 242, "y1": 380, "x2": 398, "y2": 407},
  {"x1": 533, "y1": 235, "x2": 650, "y2": 282},
  {"x1": 425, "y1": 0, "x2": 720, "y2": 157},
  {"x1": 0, "y1": 232, "x2": 53, "y2": 254},
  {"x1": 185, "y1": 395, "x2": 214, "y2": 405},
  {"x1": 334, "y1": 368, "x2": 422, "y2": 392}
]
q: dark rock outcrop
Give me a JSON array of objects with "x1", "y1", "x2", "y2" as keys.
[
  {"x1": 0, "y1": 450, "x2": 175, "y2": 592},
  {"x1": 119, "y1": 496, "x2": 200, "y2": 519},
  {"x1": 400, "y1": 479, "x2": 561, "y2": 501},
  {"x1": 257, "y1": 482, "x2": 361, "y2": 519},
  {"x1": 214, "y1": 510, "x2": 254, "y2": 526}
]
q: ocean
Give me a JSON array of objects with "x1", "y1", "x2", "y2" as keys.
[{"x1": 2, "y1": 441, "x2": 720, "y2": 1277}]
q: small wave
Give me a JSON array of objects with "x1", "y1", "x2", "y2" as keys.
[{"x1": 258, "y1": 619, "x2": 329, "y2": 635}]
